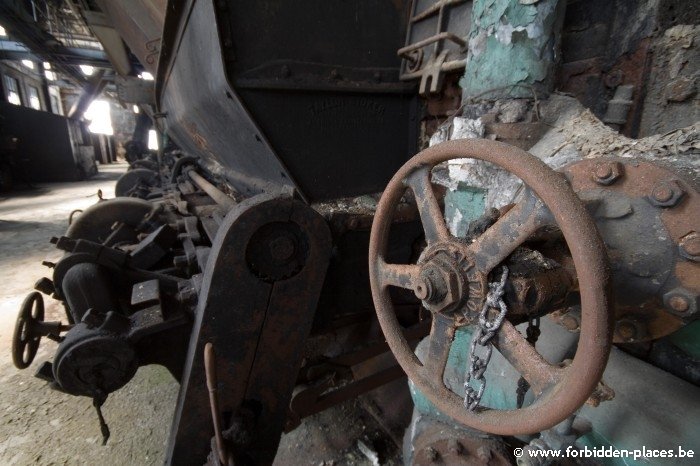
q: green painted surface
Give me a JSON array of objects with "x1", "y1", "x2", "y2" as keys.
[
  {"x1": 666, "y1": 320, "x2": 700, "y2": 358},
  {"x1": 460, "y1": 0, "x2": 565, "y2": 99},
  {"x1": 411, "y1": 328, "x2": 517, "y2": 416},
  {"x1": 444, "y1": 185, "x2": 486, "y2": 237}
]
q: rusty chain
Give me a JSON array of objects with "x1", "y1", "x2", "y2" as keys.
[{"x1": 463, "y1": 266, "x2": 509, "y2": 411}]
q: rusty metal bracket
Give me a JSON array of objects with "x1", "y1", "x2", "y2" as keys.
[
  {"x1": 399, "y1": 0, "x2": 470, "y2": 95},
  {"x1": 165, "y1": 193, "x2": 332, "y2": 465}
]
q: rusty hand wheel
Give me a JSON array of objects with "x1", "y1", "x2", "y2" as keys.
[
  {"x1": 12, "y1": 291, "x2": 45, "y2": 369},
  {"x1": 369, "y1": 139, "x2": 612, "y2": 435}
]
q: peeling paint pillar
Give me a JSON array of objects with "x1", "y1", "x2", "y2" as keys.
[{"x1": 460, "y1": 0, "x2": 566, "y2": 101}]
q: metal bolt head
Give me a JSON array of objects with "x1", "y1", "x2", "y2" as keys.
[
  {"x1": 561, "y1": 314, "x2": 580, "y2": 332},
  {"x1": 652, "y1": 185, "x2": 673, "y2": 202},
  {"x1": 649, "y1": 180, "x2": 685, "y2": 207},
  {"x1": 616, "y1": 320, "x2": 638, "y2": 341},
  {"x1": 595, "y1": 164, "x2": 612, "y2": 179},
  {"x1": 592, "y1": 161, "x2": 623, "y2": 185},
  {"x1": 679, "y1": 231, "x2": 700, "y2": 262},
  {"x1": 663, "y1": 288, "x2": 698, "y2": 319},
  {"x1": 669, "y1": 296, "x2": 690, "y2": 313},
  {"x1": 417, "y1": 266, "x2": 447, "y2": 303}
]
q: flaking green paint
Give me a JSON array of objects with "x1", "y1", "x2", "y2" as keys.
[
  {"x1": 444, "y1": 185, "x2": 486, "y2": 237},
  {"x1": 460, "y1": 0, "x2": 565, "y2": 100}
]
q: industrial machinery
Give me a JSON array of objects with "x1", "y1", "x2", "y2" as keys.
[{"x1": 8, "y1": 1, "x2": 699, "y2": 465}]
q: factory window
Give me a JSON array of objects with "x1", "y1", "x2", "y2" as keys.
[
  {"x1": 4, "y1": 76, "x2": 21, "y2": 105},
  {"x1": 27, "y1": 86, "x2": 41, "y2": 110},
  {"x1": 148, "y1": 129, "x2": 159, "y2": 150},
  {"x1": 85, "y1": 99, "x2": 113, "y2": 135},
  {"x1": 50, "y1": 94, "x2": 61, "y2": 115}
]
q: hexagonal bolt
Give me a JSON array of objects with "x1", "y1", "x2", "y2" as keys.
[
  {"x1": 592, "y1": 161, "x2": 623, "y2": 185},
  {"x1": 615, "y1": 319, "x2": 641, "y2": 341},
  {"x1": 648, "y1": 180, "x2": 685, "y2": 207},
  {"x1": 679, "y1": 231, "x2": 700, "y2": 262},
  {"x1": 663, "y1": 288, "x2": 698, "y2": 319}
]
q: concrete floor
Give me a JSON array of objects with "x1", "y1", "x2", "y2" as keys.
[{"x1": 0, "y1": 164, "x2": 405, "y2": 465}]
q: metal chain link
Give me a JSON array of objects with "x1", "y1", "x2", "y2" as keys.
[{"x1": 463, "y1": 266, "x2": 509, "y2": 411}]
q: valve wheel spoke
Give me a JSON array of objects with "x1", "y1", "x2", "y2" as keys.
[
  {"x1": 420, "y1": 314, "x2": 455, "y2": 383},
  {"x1": 468, "y1": 192, "x2": 551, "y2": 274},
  {"x1": 377, "y1": 260, "x2": 421, "y2": 290},
  {"x1": 492, "y1": 320, "x2": 563, "y2": 396},
  {"x1": 404, "y1": 166, "x2": 450, "y2": 245}
]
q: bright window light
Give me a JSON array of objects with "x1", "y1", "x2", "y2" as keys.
[
  {"x1": 80, "y1": 65, "x2": 94, "y2": 76},
  {"x1": 45, "y1": 70, "x2": 56, "y2": 81},
  {"x1": 0, "y1": 25, "x2": 6, "y2": 37},
  {"x1": 84, "y1": 100, "x2": 113, "y2": 135},
  {"x1": 133, "y1": 105, "x2": 140, "y2": 114},
  {"x1": 43, "y1": 62, "x2": 51, "y2": 70},
  {"x1": 21, "y1": 60, "x2": 34, "y2": 69},
  {"x1": 139, "y1": 72, "x2": 154, "y2": 81},
  {"x1": 8, "y1": 91, "x2": 20, "y2": 105},
  {"x1": 148, "y1": 129, "x2": 159, "y2": 150}
]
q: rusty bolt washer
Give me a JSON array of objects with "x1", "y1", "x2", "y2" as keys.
[
  {"x1": 679, "y1": 231, "x2": 700, "y2": 262},
  {"x1": 662, "y1": 287, "x2": 698, "y2": 318},
  {"x1": 592, "y1": 161, "x2": 623, "y2": 185},
  {"x1": 648, "y1": 180, "x2": 685, "y2": 207}
]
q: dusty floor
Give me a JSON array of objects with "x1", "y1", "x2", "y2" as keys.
[{"x1": 0, "y1": 164, "x2": 406, "y2": 465}]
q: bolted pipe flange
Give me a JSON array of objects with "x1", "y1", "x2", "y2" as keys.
[
  {"x1": 648, "y1": 180, "x2": 685, "y2": 207},
  {"x1": 591, "y1": 161, "x2": 623, "y2": 186}
]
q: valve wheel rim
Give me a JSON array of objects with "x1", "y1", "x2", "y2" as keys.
[
  {"x1": 12, "y1": 291, "x2": 44, "y2": 369},
  {"x1": 369, "y1": 139, "x2": 612, "y2": 435}
]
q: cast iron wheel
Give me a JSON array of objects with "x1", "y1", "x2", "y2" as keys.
[
  {"x1": 12, "y1": 292, "x2": 45, "y2": 369},
  {"x1": 369, "y1": 139, "x2": 612, "y2": 435}
]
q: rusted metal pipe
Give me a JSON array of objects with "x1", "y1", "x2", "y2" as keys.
[
  {"x1": 186, "y1": 170, "x2": 236, "y2": 210},
  {"x1": 204, "y1": 343, "x2": 229, "y2": 466}
]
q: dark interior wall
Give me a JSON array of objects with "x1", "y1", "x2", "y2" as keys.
[
  {"x1": 557, "y1": 0, "x2": 699, "y2": 137},
  {"x1": 0, "y1": 101, "x2": 95, "y2": 181},
  {"x1": 0, "y1": 61, "x2": 48, "y2": 111}
]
